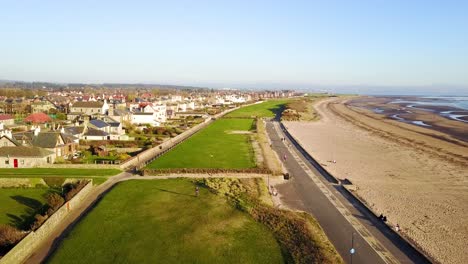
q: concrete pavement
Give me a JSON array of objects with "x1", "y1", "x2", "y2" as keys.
[{"x1": 266, "y1": 120, "x2": 431, "y2": 264}]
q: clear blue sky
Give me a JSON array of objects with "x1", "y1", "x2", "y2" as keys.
[{"x1": 1, "y1": 0, "x2": 467, "y2": 94}]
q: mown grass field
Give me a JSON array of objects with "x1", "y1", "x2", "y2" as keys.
[
  {"x1": 147, "y1": 118, "x2": 256, "y2": 169},
  {"x1": 225, "y1": 99, "x2": 290, "y2": 118},
  {"x1": 47, "y1": 179, "x2": 284, "y2": 264},
  {"x1": 0, "y1": 188, "x2": 52, "y2": 229},
  {"x1": 0, "y1": 168, "x2": 120, "y2": 177},
  {"x1": 0, "y1": 169, "x2": 121, "y2": 185}
]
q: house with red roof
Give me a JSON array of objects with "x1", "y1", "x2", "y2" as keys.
[
  {"x1": 24, "y1": 112, "x2": 52, "y2": 123},
  {"x1": 0, "y1": 114, "x2": 14, "y2": 126}
]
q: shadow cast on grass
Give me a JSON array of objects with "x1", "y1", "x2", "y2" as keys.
[
  {"x1": 8, "y1": 195, "x2": 47, "y2": 230},
  {"x1": 155, "y1": 188, "x2": 196, "y2": 197}
]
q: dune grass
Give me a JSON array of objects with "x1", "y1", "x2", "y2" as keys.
[
  {"x1": 226, "y1": 99, "x2": 290, "y2": 118},
  {"x1": 47, "y1": 179, "x2": 284, "y2": 264},
  {"x1": 147, "y1": 118, "x2": 256, "y2": 169}
]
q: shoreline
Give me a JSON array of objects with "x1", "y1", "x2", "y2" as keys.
[{"x1": 283, "y1": 97, "x2": 468, "y2": 264}]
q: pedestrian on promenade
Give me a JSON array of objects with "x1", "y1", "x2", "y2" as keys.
[
  {"x1": 395, "y1": 224, "x2": 400, "y2": 232},
  {"x1": 195, "y1": 186, "x2": 199, "y2": 197}
]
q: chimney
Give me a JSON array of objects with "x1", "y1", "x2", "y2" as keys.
[{"x1": 34, "y1": 126, "x2": 41, "y2": 136}]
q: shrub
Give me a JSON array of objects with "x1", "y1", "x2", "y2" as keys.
[
  {"x1": 43, "y1": 177, "x2": 66, "y2": 188},
  {"x1": 54, "y1": 157, "x2": 68, "y2": 164},
  {"x1": 46, "y1": 192, "x2": 65, "y2": 211},
  {"x1": 30, "y1": 214, "x2": 47, "y2": 231},
  {"x1": 63, "y1": 180, "x2": 89, "y2": 201},
  {"x1": 0, "y1": 224, "x2": 25, "y2": 249},
  {"x1": 198, "y1": 178, "x2": 344, "y2": 264}
]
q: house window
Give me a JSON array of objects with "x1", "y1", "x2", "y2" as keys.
[
  {"x1": 5, "y1": 160, "x2": 9, "y2": 164},
  {"x1": 21, "y1": 160, "x2": 24, "y2": 165},
  {"x1": 3, "y1": 142, "x2": 7, "y2": 146}
]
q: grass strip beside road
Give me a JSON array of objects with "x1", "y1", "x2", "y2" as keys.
[{"x1": 47, "y1": 179, "x2": 284, "y2": 264}]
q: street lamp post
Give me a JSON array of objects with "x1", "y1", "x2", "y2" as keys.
[{"x1": 350, "y1": 232, "x2": 355, "y2": 264}]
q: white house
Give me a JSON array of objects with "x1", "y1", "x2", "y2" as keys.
[
  {"x1": 131, "y1": 112, "x2": 161, "y2": 127},
  {"x1": 0, "y1": 146, "x2": 55, "y2": 168},
  {"x1": 187, "y1": 101, "x2": 195, "y2": 110}
]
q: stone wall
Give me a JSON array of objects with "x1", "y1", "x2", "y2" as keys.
[
  {"x1": 0, "y1": 181, "x2": 94, "y2": 264},
  {"x1": 0, "y1": 178, "x2": 47, "y2": 188},
  {"x1": 35, "y1": 163, "x2": 121, "y2": 170}
]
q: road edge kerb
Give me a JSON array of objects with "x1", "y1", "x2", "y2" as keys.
[
  {"x1": 341, "y1": 185, "x2": 438, "y2": 264},
  {"x1": 280, "y1": 121, "x2": 436, "y2": 264}
]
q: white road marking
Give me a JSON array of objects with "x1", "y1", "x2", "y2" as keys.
[{"x1": 272, "y1": 122, "x2": 399, "y2": 264}]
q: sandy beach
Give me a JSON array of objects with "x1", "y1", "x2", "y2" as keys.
[{"x1": 284, "y1": 97, "x2": 468, "y2": 264}]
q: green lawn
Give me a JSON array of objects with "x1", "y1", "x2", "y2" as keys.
[
  {"x1": 226, "y1": 99, "x2": 290, "y2": 118},
  {"x1": 0, "y1": 188, "x2": 52, "y2": 229},
  {"x1": 47, "y1": 179, "x2": 284, "y2": 264},
  {"x1": 0, "y1": 168, "x2": 120, "y2": 177},
  {"x1": 147, "y1": 118, "x2": 256, "y2": 169},
  {"x1": 0, "y1": 169, "x2": 120, "y2": 186}
]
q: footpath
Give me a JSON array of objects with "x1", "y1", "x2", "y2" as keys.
[{"x1": 21, "y1": 106, "x2": 250, "y2": 264}]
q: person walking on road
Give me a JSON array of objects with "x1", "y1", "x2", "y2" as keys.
[{"x1": 195, "y1": 186, "x2": 199, "y2": 197}]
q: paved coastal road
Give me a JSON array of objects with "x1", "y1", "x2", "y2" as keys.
[{"x1": 266, "y1": 120, "x2": 431, "y2": 264}]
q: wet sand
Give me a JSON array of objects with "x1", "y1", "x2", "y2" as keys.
[{"x1": 283, "y1": 97, "x2": 468, "y2": 264}]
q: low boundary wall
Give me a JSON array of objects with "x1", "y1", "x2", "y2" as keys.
[{"x1": 0, "y1": 181, "x2": 94, "y2": 264}]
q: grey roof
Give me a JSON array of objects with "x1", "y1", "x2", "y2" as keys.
[
  {"x1": 0, "y1": 135, "x2": 20, "y2": 146},
  {"x1": 113, "y1": 109, "x2": 131, "y2": 116},
  {"x1": 13, "y1": 132, "x2": 75, "y2": 148},
  {"x1": 64, "y1": 126, "x2": 84, "y2": 135},
  {"x1": 84, "y1": 128, "x2": 108, "y2": 136},
  {"x1": 89, "y1": 119, "x2": 109, "y2": 128},
  {"x1": 0, "y1": 146, "x2": 54, "y2": 157},
  {"x1": 109, "y1": 122, "x2": 120, "y2": 127},
  {"x1": 72, "y1": 101, "x2": 103, "y2": 108}
]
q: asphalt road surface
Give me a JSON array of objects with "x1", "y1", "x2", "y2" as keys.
[{"x1": 266, "y1": 120, "x2": 431, "y2": 264}]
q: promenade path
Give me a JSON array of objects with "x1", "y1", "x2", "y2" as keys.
[{"x1": 266, "y1": 118, "x2": 430, "y2": 264}]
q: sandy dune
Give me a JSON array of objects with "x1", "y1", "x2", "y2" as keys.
[{"x1": 284, "y1": 98, "x2": 468, "y2": 264}]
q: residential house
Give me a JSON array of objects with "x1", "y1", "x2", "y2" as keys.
[
  {"x1": 108, "y1": 108, "x2": 132, "y2": 123},
  {"x1": 0, "y1": 114, "x2": 15, "y2": 126},
  {"x1": 70, "y1": 100, "x2": 109, "y2": 116},
  {"x1": 64, "y1": 126, "x2": 110, "y2": 141},
  {"x1": 30, "y1": 100, "x2": 57, "y2": 113},
  {"x1": 89, "y1": 119, "x2": 111, "y2": 134},
  {"x1": 0, "y1": 146, "x2": 55, "y2": 168},
  {"x1": 0, "y1": 132, "x2": 18, "y2": 147},
  {"x1": 13, "y1": 127, "x2": 78, "y2": 158},
  {"x1": 130, "y1": 112, "x2": 160, "y2": 127}
]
